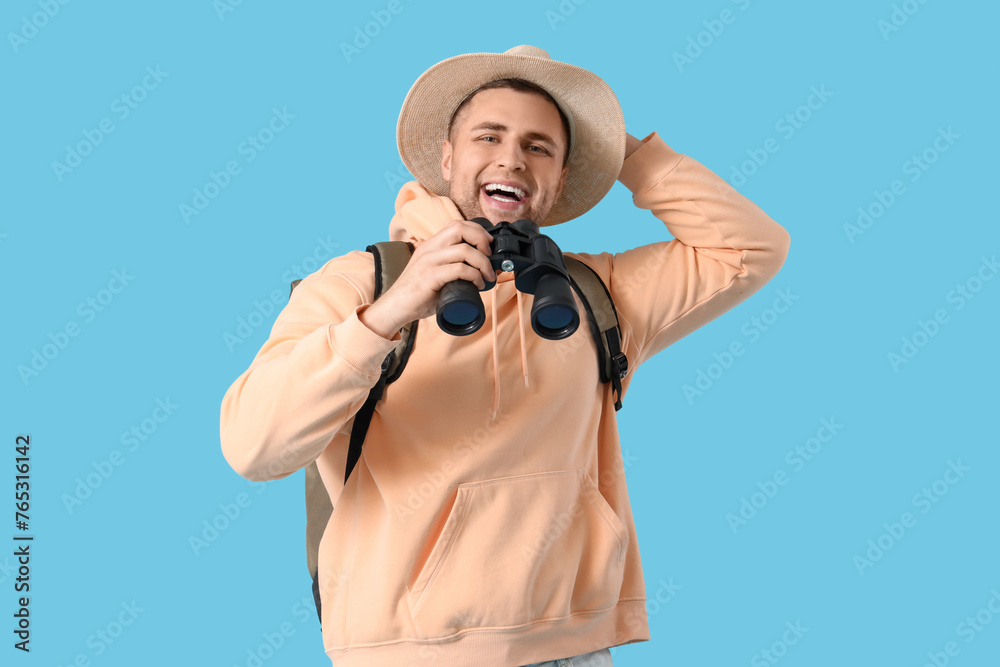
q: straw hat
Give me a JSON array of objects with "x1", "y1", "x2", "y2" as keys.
[{"x1": 396, "y1": 45, "x2": 625, "y2": 226}]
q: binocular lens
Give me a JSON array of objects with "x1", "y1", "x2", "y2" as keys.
[
  {"x1": 535, "y1": 305, "x2": 576, "y2": 332},
  {"x1": 437, "y1": 279, "x2": 486, "y2": 335},
  {"x1": 530, "y1": 273, "x2": 579, "y2": 339},
  {"x1": 442, "y1": 302, "x2": 479, "y2": 327}
]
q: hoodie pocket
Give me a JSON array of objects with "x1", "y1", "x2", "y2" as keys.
[{"x1": 406, "y1": 469, "x2": 628, "y2": 638}]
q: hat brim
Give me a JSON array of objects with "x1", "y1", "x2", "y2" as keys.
[{"x1": 397, "y1": 50, "x2": 625, "y2": 226}]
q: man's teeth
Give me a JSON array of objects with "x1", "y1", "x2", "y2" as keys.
[{"x1": 484, "y1": 183, "x2": 526, "y2": 201}]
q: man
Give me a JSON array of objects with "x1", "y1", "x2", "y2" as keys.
[{"x1": 220, "y1": 45, "x2": 790, "y2": 667}]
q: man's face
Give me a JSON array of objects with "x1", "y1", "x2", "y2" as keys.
[{"x1": 441, "y1": 87, "x2": 570, "y2": 226}]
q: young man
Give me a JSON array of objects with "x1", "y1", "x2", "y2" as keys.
[{"x1": 220, "y1": 45, "x2": 791, "y2": 667}]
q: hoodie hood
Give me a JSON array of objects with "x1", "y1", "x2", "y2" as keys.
[
  {"x1": 388, "y1": 180, "x2": 530, "y2": 419},
  {"x1": 388, "y1": 180, "x2": 465, "y2": 243}
]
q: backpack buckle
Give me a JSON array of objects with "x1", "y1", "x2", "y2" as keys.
[{"x1": 612, "y1": 352, "x2": 628, "y2": 380}]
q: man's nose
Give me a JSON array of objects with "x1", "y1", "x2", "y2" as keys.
[{"x1": 495, "y1": 144, "x2": 526, "y2": 171}]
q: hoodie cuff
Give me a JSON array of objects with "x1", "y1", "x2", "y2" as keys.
[
  {"x1": 617, "y1": 132, "x2": 686, "y2": 196},
  {"x1": 328, "y1": 305, "x2": 402, "y2": 378}
]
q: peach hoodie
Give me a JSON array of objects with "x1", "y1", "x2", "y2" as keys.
[{"x1": 220, "y1": 132, "x2": 790, "y2": 666}]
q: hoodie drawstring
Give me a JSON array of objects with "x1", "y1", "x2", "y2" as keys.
[
  {"x1": 491, "y1": 290, "x2": 500, "y2": 421},
  {"x1": 490, "y1": 285, "x2": 531, "y2": 421},
  {"x1": 516, "y1": 291, "x2": 530, "y2": 388}
]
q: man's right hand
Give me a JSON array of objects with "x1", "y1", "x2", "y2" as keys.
[{"x1": 359, "y1": 220, "x2": 497, "y2": 339}]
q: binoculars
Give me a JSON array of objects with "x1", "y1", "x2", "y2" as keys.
[{"x1": 436, "y1": 217, "x2": 580, "y2": 340}]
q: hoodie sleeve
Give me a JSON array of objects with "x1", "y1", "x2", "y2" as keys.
[
  {"x1": 219, "y1": 250, "x2": 402, "y2": 482},
  {"x1": 581, "y1": 132, "x2": 791, "y2": 371}
]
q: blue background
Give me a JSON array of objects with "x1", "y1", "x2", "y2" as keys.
[{"x1": 3, "y1": 0, "x2": 998, "y2": 665}]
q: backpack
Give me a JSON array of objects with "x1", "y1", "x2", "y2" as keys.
[{"x1": 290, "y1": 241, "x2": 629, "y2": 625}]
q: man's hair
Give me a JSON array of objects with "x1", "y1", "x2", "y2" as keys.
[{"x1": 447, "y1": 78, "x2": 572, "y2": 167}]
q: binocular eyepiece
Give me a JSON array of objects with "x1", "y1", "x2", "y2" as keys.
[{"x1": 436, "y1": 218, "x2": 580, "y2": 340}]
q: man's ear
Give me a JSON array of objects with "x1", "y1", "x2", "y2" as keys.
[
  {"x1": 441, "y1": 139, "x2": 452, "y2": 183},
  {"x1": 556, "y1": 164, "x2": 569, "y2": 199}
]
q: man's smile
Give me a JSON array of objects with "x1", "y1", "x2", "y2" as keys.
[{"x1": 481, "y1": 180, "x2": 531, "y2": 212}]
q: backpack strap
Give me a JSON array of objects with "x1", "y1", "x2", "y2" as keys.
[
  {"x1": 341, "y1": 242, "x2": 415, "y2": 483},
  {"x1": 293, "y1": 241, "x2": 415, "y2": 625},
  {"x1": 369, "y1": 242, "x2": 419, "y2": 384},
  {"x1": 564, "y1": 257, "x2": 629, "y2": 411},
  {"x1": 304, "y1": 461, "x2": 332, "y2": 613},
  {"x1": 290, "y1": 242, "x2": 416, "y2": 484}
]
